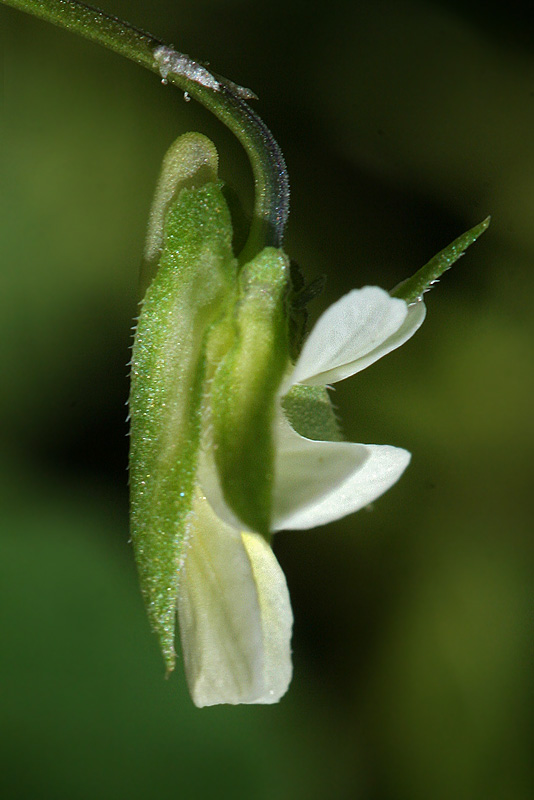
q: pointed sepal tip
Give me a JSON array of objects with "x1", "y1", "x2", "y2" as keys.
[{"x1": 391, "y1": 216, "x2": 490, "y2": 304}]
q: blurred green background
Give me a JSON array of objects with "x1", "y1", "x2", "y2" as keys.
[{"x1": 1, "y1": 1, "x2": 532, "y2": 798}]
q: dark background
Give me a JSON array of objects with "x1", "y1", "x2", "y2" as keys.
[{"x1": 0, "y1": 1, "x2": 532, "y2": 798}]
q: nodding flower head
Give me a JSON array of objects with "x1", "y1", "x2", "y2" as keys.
[{"x1": 129, "y1": 132, "x2": 488, "y2": 706}]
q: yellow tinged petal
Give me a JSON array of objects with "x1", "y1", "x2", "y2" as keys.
[{"x1": 178, "y1": 490, "x2": 292, "y2": 706}]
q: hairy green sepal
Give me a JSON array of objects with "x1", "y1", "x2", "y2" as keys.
[
  {"x1": 129, "y1": 134, "x2": 237, "y2": 673},
  {"x1": 281, "y1": 385, "x2": 342, "y2": 442},
  {"x1": 391, "y1": 217, "x2": 490, "y2": 303},
  {"x1": 210, "y1": 249, "x2": 291, "y2": 536}
]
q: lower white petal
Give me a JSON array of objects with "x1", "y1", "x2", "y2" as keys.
[
  {"x1": 240, "y1": 531, "x2": 293, "y2": 702},
  {"x1": 177, "y1": 490, "x2": 292, "y2": 707},
  {"x1": 272, "y1": 415, "x2": 411, "y2": 531},
  {"x1": 288, "y1": 287, "x2": 426, "y2": 389}
]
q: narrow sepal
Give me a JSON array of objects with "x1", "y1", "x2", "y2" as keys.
[
  {"x1": 129, "y1": 137, "x2": 237, "y2": 672},
  {"x1": 209, "y1": 248, "x2": 290, "y2": 535},
  {"x1": 391, "y1": 217, "x2": 490, "y2": 303}
]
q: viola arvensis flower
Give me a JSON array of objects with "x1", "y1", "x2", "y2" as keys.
[
  {"x1": 1, "y1": 0, "x2": 489, "y2": 710},
  {"x1": 129, "y1": 133, "x2": 488, "y2": 707}
]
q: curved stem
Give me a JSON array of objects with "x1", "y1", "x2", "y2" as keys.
[{"x1": 1, "y1": 0, "x2": 289, "y2": 257}]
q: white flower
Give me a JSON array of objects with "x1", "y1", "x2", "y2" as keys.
[
  {"x1": 177, "y1": 286, "x2": 426, "y2": 707},
  {"x1": 130, "y1": 133, "x2": 485, "y2": 709}
]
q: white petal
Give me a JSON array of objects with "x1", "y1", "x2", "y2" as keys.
[
  {"x1": 272, "y1": 415, "x2": 411, "y2": 531},
  {"x1": 288, "y1": 287, "x2": 426, "y2": 388},
  {"x1": 177, "y1": 490, "x2": 292, "y2": 707},
  {"x1": 240, "y1": 531, "x2": 293, "y2": 701}
]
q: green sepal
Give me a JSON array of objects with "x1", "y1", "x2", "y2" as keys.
[
  {"x1": 209, "y1": 248, "x2": 291, "y2": 536},
  {"x1": 391, "y1": 217, "x2": 490, "y2": 304},
  {"x1": 287, "y1": 260, "x2": 326, "y2": 362},
  {"x1": 139, "y1": 132, "x2": 219, "y2": 297},
  {"x1": 281, "y1": 385, "x2": 342, "y2": 442},
  {"x1": 129, "y1": 134, "x2": 237, "y2": 673}
]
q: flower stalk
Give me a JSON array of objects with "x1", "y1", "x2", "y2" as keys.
[{"x1": 1, "y1": 0, "x2": 289, "y2": 260}]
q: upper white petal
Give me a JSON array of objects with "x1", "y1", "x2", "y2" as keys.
[
  {"x1": 288, "y1": 287, "x2": 426, "y2": 388},
  {"x1": 177, "y1": 489, "x2": 292, "y2": 707},
  {"x1": 272, "y1": 415, "x2": 411, "y2": 531}
]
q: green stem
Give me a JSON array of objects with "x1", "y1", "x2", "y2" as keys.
[{"x1": 1, "y1": 0, "x2": 289, "y2": 259}]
